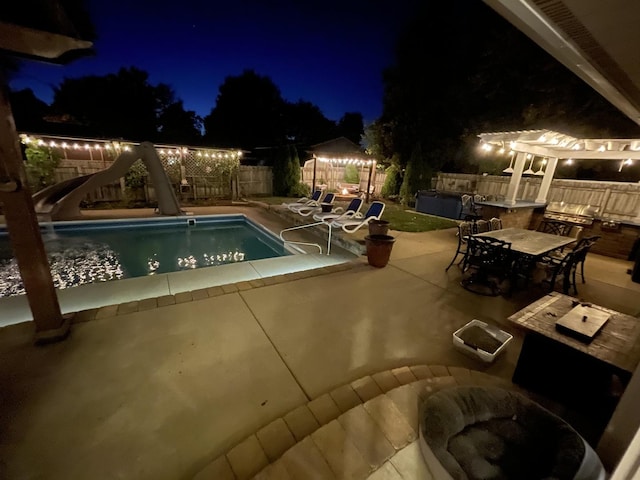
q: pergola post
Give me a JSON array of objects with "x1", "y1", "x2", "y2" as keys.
[
  {"x1": 365, "y1": 161, "x2": 374, "y2": 203},
  {"x1": 534, "y1": 156, "x2": 558, "y2": 203},
  {"x1": 0, "y1": 85, "x2": 69, "y2": 343},
  {"x1": 312, "y1": 155, "x2": 317, "y2": 193},
  {"x1": 504, "y1": 152, "x2": 527, "y2": 205}
]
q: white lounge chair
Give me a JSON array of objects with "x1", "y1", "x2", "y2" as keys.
[
  {"x1": 282, "y1": 190, "x2": 322, "y2": 211},
  {"x1": 296, "y1": 192, "x2": 335, "y2": 216},
  {"x1": 312, "y1": 197, "x2": 362, "y2": 221},
  {"x1": 324, "y1": 201, "x2": 386, "y2": 233}
]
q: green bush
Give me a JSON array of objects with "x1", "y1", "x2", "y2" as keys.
[
  {"x1": 272, "y1": 144, "x2": 301, "y2": 196},
  {"x1": 289, "y1": 182, "x2": 310, "y2": 198},
  {"x1": 399, "y1": 144, "x2": 432, "y2": 206},
  {"x1": 343, "y1": 164, "x2": 360, "y2": 184},
  {"x1": 24, "y1": 145, "x2": 60, "y2": 191},
  {"x1": 381, "y1": 164, "x2": 401, "y2": 198}
]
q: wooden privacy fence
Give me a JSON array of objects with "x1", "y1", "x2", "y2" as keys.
[
  {"x1": 301, "y1": 163, "x2": 386, "y2": 196},
  {"x1": 435, "y1": 173, "x2": 640, "y2": 222},
  {"x1": 50, "y1": 164, "x2": 275, "y2": 203}
]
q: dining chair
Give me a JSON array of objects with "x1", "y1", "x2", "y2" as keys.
[
  {"x1": 573, "y1": 235, "x2": 601, "y2": 283},
  {"x1": 461, "y1": 236, "x2": 513, "y2": 296},
  {"x1": 475, "y1": 219, "x2": 490, "y2": 233},
  {"x1": 537, "y1": 219, "x2": 570, "y2": 236},
  {"x1": 445, "y1": 221, "x2": 472, "y2": 271},
  {"x1": 537, "y1": 242, "x2": 592, "y2": 294},
  {"x1": 488, "y1": 217, "x2": 503, "y2": 231}
]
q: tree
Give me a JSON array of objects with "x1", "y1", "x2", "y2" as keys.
[
  {"x1": 272, "y1": 144, "x2": 303, "y2": 196},
  {"x1": 381, "y1": 161, "x2": 402, "y2": 198},
  {"x1": 399, "y1": 143, "x2": 430, "y2": 205},
  {"x1": 9, "y1": 88, "x2": 49, "y2": 132},
  {"x1": 24, "y1": 145, "x2": 60, "y2": 191},
  {"x1": 336, "y1": 112, "x2": 364, "y2": 145},
  {"x1": 157, "y1": 100, "x2": 203, "y2": 145},
  {"x1": 50, "y1": 67, "x2": 202, "y2": 142},
  {"x1": 374, "y1": 0, "x2": 640, "y2": 177},
  {"x1": 283, "y1": 100, "x2": 336, "y2": 147},
  {"x1": 287, "y1": 144, "x2": 302, "y2": 194},
  {"x1": 204, "y1": 70, "x2": 286, "y2": 149}
]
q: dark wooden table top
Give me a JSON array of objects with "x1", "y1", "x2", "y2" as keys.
[
  {"x1": 508, "y1": 292, "x2": 640, "y2": 372},
  {"x1": 476, "y1": 228, "x2": 576, "y2": 256}
]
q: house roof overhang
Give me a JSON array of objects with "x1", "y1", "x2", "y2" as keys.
[{"x1": 484, "y1": 0, "x2": 640, "y2": 127}]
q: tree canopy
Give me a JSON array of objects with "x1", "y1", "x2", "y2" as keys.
[
  {"x1": 49, "y1": 67, "x2": 202, "y2": 143},
  {"x1": 373, "y1": 0, "x2": 640, "y2": 182}
]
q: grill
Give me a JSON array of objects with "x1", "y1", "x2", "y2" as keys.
[{"x1": 543, "y1": 202, "x2": 599, "y2": 225}]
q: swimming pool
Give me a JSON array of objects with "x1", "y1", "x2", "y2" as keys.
[{"x1": 0, "y1": 215, "x2": 292, "y2": 297}]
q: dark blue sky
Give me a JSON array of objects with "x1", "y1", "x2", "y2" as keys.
[{"x1": 10, "y1": 0, "x2": 420, "y2": 125}]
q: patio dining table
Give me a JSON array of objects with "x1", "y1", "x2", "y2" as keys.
[
  {"x1": 474, "y1": 227, "x2": 576, "y2": 257},
  {"x1": 472, "y1": 228, "x2": 577, "y2": 293}
]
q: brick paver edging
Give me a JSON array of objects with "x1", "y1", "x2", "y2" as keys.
[
  {"x1": 191, "y1": 365, "x2": 519, "y2": 480},
  {"x1": 71, "y1": 260, "x2": 363, "y2": 324}
]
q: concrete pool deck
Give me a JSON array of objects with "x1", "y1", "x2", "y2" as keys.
[
  {"x1": 0, "y1": 203, "x2": 639, "y2": 479},
  {"x1": 0, "y1": 205, "x2": 359, "y2": 327}
]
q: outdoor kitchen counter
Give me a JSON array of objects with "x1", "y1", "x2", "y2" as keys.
[{"x1": 475, "y1": 200, "x2": 546, "y2": 229}]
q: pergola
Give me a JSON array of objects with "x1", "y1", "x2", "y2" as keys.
[
  {"x1": 307, "y1": 137, "x2": 376, "y2": 202},
  {"x1": 478, "y1": 129, "x2": 640, "y2": 221}
]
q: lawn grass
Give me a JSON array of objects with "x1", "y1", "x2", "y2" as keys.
[
  {"x1": 381, "y1": 203, "x2": 459, "y2": 232},
  {"x1": 248, "y1": 196, "x2": 458, "y2": 232}
]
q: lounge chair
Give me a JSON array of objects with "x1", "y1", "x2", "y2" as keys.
[
  {"x1": 324, "y1": 201, "x2": 386, "y2": 233},
  {"x1": 313, "y1": 197, "x2": 363, "y2": 222},
  {"x1": 282, "y1": 190, "x2": 322, "y2": 211},
  {"x1": 296, "y1": 192, "x2": 335, "y2": 216}
]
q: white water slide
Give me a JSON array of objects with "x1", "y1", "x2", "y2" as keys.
[{"x1": 32, "y1": 142, "x2": 183, "y2": 220}]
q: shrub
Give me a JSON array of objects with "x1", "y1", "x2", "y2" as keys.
[
  {"x1": 289, "y1": 182, "x2": 310, "y2": 198},
  {"x1": 24, "y1": 145, "x2": 60, "y2": 191},
  {"x1": 381, "y1": 164, "x2": 401, "y2": 198},
  {"x1": 272, "y1": 144, "x2": 301, "y2": 196},
  {"x1": 343, "y1": 163, "x2": 360, "y2": 184}
]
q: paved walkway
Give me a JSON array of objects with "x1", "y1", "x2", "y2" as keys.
[
  {"x1": 0, "y1": 204, "x2": 638, "y2": 479},
  {"x1": 192, "y1": 364, "x2": 560, "y2": 480}
]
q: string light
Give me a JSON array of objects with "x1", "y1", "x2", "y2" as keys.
[
  {"x1": 317, "y1": 156, "x2": 374, "y2": 166},
  {"x1": 18, "y1": 135, "x2": 242, "y2": 163}
]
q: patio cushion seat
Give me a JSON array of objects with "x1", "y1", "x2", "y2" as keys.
[{"x1": 419, "y1": 386, "x2": 605, "y2": 480}]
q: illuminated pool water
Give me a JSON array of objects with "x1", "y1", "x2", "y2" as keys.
[{"x1": 0, "y1": 215, "x2": 291, "y2": 297}]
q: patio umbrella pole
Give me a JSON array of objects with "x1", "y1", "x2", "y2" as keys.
[{"x1": 0, "y1": 84, "x2": 69, "y2": 343}]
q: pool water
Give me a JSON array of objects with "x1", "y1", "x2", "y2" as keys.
[{"x1": 0, "y1": 215, "x2": 290, "y2": 297}]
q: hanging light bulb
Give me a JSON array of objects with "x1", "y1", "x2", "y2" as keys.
[
  {"x1": 503, "y1": 152, "x2": 515, "y2": 174},
  {"x1": 534, "y1": 158, "x2": 547, "y2": 176},
  {"x1": 523, "y1": 156, "x2": 535, "y2": 175},
  {"x1": 618, "y1": 159, "x2": 633, "y2": 172}
]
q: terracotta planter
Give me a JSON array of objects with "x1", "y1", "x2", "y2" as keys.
[
  {"x1": 368, "y1": 219, "x2": 390, "y2": 236},
  {"x1": 365, "y1": 234, "x2": 395, "y2": 268}
]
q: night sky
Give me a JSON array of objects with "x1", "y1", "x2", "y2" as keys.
[{"x1": 9, "y1": 0, "x2": 421, "y2": 125}]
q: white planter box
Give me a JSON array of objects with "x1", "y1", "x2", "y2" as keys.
[{"x1": 453, "y1": 319, "x2": 513, "y2": 363}]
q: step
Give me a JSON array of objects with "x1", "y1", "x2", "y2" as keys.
[{"x1": 192, "y1": 365, "x2": 519, "y2": 480}]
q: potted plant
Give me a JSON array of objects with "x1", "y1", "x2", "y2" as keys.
[
  {"x1": 364, "y1": 234, "x2": 395, "y2": 268},
  {"x1": 368, "y1": 219, "x2": 390, "y2": 236}
]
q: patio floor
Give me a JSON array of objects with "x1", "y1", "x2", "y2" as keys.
[{"x1": 0, "y1": 204, "x2": 638, "y2": 479}]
